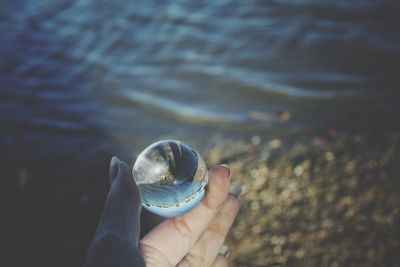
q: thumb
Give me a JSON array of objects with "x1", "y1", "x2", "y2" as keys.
[
  {"x1": 96, "y1": 156, "x2": 142, "y2": 243},
  {"x1": 84, "y1": 157, "x2": 145, "y2": 267}
]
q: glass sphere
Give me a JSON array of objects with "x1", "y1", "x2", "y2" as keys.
[{"x1": 133, "y1": 140, "x2": 208, "y2": 217}]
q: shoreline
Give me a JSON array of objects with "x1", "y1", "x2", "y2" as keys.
[{"x1": 202, "y1": 132, "x2": 400, "y2": 267}]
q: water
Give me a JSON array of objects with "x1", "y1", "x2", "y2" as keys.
[
  {"x1": 133, "y1": 140, "x2": 207, "y2": 217},
  {"x1": 1, "y1": 0, "x2": 400, "y2": 156},
  {"x1": 1, "y1": 0, "x2": 400, "y2": 266}
]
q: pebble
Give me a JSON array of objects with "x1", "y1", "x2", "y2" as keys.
[
  {"x1": 324, "y1": 151, "x2": 335, "y2": 161},
  {"x1": 273, "y1": 245, "x2": 282, "y2": 254},
  {"x1": 251, "y1": 201, "x2": 260, "y2": 210},
  {"x1": 251, "y1": 135, "x2": 261, "y2": 146},
  {"x1": 278, "y1": 110, "x2": 291, "y2": 122},
  {"x1": 253, "y1": 177, "x2": 266, "y2": 190},
  {"x1": 268, "y1": 139, "x2": 282, "y2": 149},
  {"x1": 211, "y1": 133, "x2": 400, "y2": 267},
  {"x1": 294, "y1": 165, "x2": 304, "y2": 176}
]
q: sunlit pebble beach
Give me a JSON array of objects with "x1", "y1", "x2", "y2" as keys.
[{"x1": 203, "y1": 132, "x2": 400, "y2": 267}]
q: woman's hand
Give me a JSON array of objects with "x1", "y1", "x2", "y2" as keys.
[{"x1": 84, "y1": 157, "x2": 240, "y2": 267}]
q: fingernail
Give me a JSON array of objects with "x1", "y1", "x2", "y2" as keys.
[
  {"x1": 219, "y1": 164, "x2": 230, "y2": 178},
  {"x1": 229, "y1": 183, "x2": 243, "y2": 198},
  {"x1": 219, "y1": 245, "x2": 230, "y2": 258},
  {"x1": 110, "y1": 156, "x2": 120, "y2": 181}
]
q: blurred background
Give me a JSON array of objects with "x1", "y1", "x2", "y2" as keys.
[{"x1": 1, "y1": 0, "x2": 399, "y2": 266}]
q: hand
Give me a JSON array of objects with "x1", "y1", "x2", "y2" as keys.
[{"x1": 84, "y1": 157, "x2": 240, "y2": 267}]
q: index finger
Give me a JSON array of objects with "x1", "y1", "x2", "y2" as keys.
[{"x1": 140, "y1": 165, "x2": 230, "y2": 266}]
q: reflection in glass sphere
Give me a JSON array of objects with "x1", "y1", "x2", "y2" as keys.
[{"x1": 133, "y1": 140, "x2": 208, "y2": 217}]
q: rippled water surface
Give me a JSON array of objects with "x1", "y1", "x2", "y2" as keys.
[
  {"x1": 2, "y1": 0, "x2": 400, "y2": 152},
  {"x1": 1, "y1": 0, "x2": 400, "y2": 266}
]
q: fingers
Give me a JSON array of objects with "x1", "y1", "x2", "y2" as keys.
[
  {"x1": 211, "y1": 255, "x2": 229, "y2": 267},
  {"x1": 202, "y1": 166, "x2": 231, "y2": 210},
  {"x1": 140, "y1": 165, "x2": 231, "y2": 266},
  {"x1": 181, "y1": 195, "x2": 240, "y2": 266},
  {"x1": 95, "y1": 157, "x2": 142, "y2": 243}
]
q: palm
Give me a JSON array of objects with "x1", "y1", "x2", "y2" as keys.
[{"x1": 84, "y1": 158, "x2": 239, "y2": 267}]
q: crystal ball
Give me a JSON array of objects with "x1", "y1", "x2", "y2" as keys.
[{"x1": 132, "y1": 140, "x2": 208, "y2": 217}]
